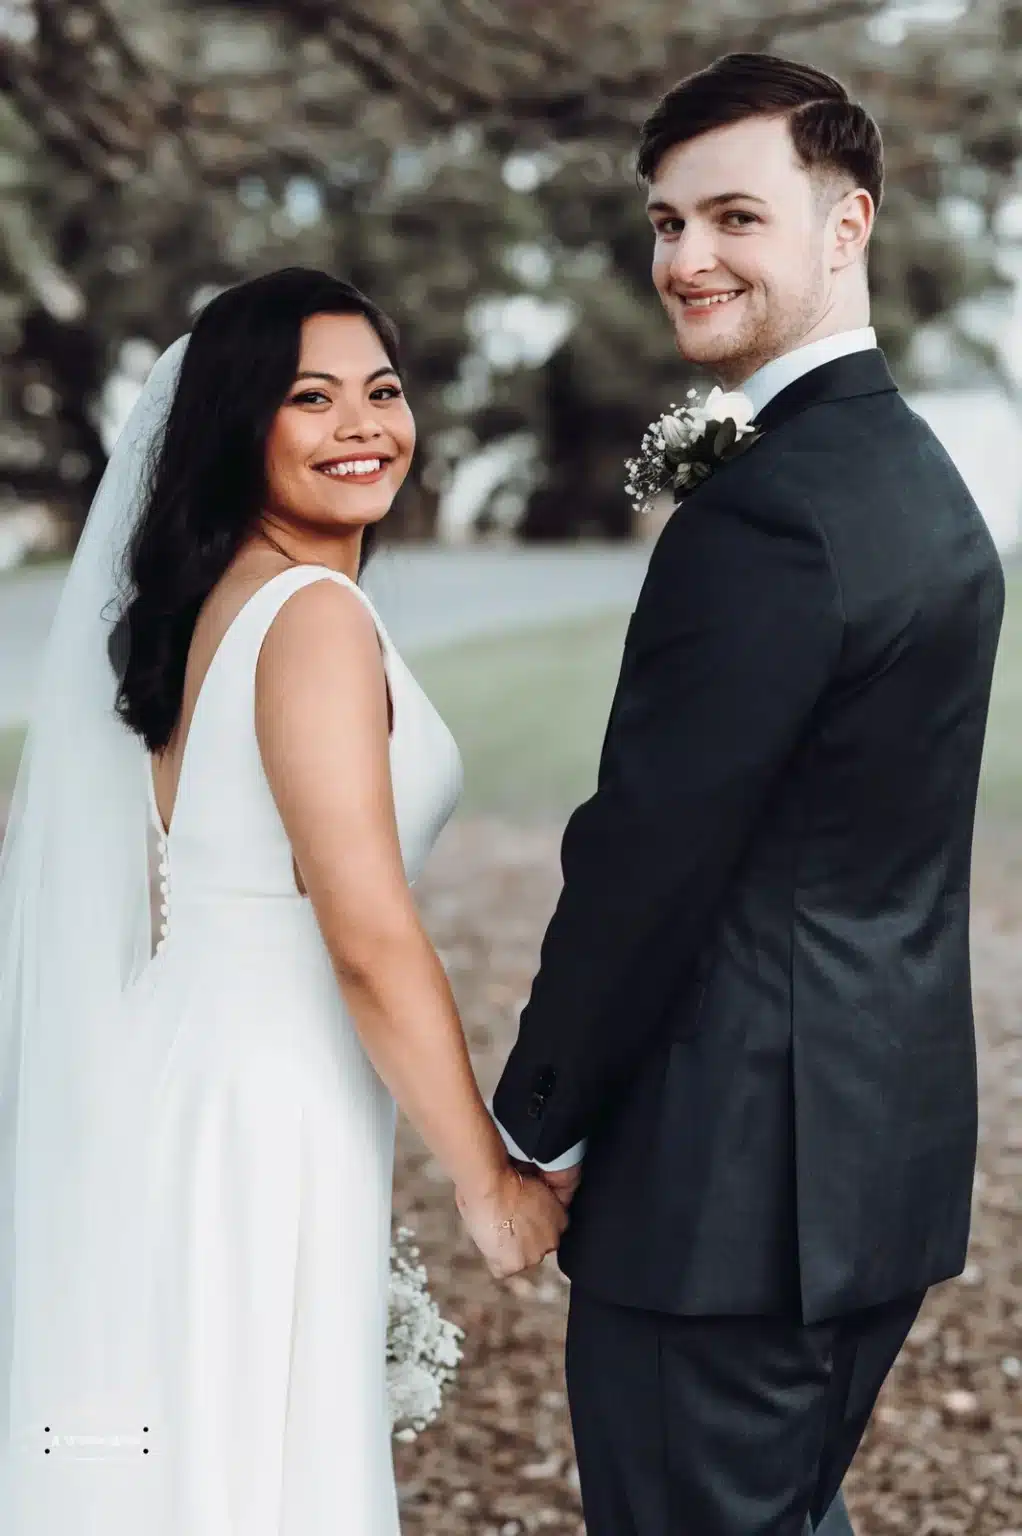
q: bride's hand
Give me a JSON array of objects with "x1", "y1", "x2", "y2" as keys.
[{"x1": 457, "y1": 1165, "x2": 568, "y2": 1280}]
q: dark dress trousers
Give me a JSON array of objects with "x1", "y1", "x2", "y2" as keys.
[{"x1": 493, "y1": 350, "x2": 1005, "y2": 1531}]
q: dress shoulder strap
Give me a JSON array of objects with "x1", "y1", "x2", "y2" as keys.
[{"x1": 251, "y1": 564, "x2": 394, "y2": 657}]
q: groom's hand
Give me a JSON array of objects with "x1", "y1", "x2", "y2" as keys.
[
  {"x1": 539, "y1": 1164, "x2": 583, "y2": 1209},
  {"x1": 511, "y1": 1158, "x2": 583, "y2": 1209}
]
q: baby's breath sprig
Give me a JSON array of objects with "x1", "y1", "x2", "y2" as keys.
[
  {"x1": 387, "y1": 1225, "x2": 464, "y2": 1441},
  {"x1": 625, "y1": 385, "x2": 761, "y2": 516}
]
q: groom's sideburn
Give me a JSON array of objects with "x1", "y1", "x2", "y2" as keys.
[{"x1": 494, "y1": 350, "x2": 1005, "y2": 1535}]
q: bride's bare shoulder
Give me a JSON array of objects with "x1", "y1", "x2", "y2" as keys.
[
  {"x1": 253, "y1": 573, "x2": 396, "y2": 914},
  {"x1": 254, "y1": 572, "x2": 384, "y2": 717}
]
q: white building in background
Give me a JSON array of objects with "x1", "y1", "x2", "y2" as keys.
[{"x1": 904, "y1": 196, "x2": 1022, "y2": 557}]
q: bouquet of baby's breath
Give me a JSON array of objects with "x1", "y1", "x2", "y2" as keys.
[
  {"x1": 625, "y1": 385, "x2": 761, "y2": 517},
  {"x1": 387, "y1": 1225, "x2": 464, "y2": 1441}
]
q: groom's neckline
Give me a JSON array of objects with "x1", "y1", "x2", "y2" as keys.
[{"x1": 752, "y1": 348, "x2": 899, "y2": 434}]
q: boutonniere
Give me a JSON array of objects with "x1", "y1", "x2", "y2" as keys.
[{"x1": 624, "y1": 385, "x2": 762, "y2": 516}]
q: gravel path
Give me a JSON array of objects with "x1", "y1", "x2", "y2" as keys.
[{"x1": 395, "y1": 815, "x2": 1022, "y2": 1536}]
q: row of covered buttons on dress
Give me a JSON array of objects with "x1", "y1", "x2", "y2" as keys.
[{"x1": 155, "y1": 823, "x2": 170, "y2": 951}]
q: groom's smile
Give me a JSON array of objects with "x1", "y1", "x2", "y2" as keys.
[{"x1": 677, "y1": 287, "x2": 746, "y2": 311}]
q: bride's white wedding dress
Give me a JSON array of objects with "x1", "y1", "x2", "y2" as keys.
[{"x1": 6, "y1": 564, "x2": 462, "y2": 1535}]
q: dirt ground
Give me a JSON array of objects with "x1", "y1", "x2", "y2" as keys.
[{"x1": 393, "y1": 816, "x2": 1022, "y2": 1536}]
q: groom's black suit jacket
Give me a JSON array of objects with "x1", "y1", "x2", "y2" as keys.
[{"x1": 493, "y1": 350, "x2": 1005, "y2": 1325}]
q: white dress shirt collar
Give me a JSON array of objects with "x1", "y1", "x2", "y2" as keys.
[{"x1": 741, "y1": 326, "x2": 878, "y2": 419}]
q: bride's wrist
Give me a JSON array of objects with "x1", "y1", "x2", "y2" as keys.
[{"x1": 457, "y1": 1160, "x2": 518, "y2": 1212}]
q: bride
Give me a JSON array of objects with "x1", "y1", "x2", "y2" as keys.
[{"x1": 0, "y1": 266, "x2": 566, "y2": 1533}]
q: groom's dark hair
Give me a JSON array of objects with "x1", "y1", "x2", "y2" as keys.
[{"x1": 637, "y1": 52, "x2": 883, "y2": 211}]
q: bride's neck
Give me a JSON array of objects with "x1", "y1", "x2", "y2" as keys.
[{"x1": 243, "y1": 523, "x2": 363, "y2": 583}]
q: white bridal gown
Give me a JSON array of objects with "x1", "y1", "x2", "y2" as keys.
[{"x1": 7, "y1": 565, "x2": 462, "y2": 1535}]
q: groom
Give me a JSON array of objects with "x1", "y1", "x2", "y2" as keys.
[{"x1": 493, "y1": 52, "x2": 1005, "y2": 1536}]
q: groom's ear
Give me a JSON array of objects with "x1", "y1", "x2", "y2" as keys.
[{"x1": 830, "y1": 187, "x2": 874, "y2": 269}]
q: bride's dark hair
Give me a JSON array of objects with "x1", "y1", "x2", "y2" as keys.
[{"x1": 111, "y1": 267, "x2": 403, "y2": 751}]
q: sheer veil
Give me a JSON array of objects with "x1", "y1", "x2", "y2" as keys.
[{"x1": 0, "y1": 336, "x2": 188, "y2": 1508}]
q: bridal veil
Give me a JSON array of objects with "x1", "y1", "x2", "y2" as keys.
[{"x1": 0, "y1": 336, "x2": 187, "y2": 1513}]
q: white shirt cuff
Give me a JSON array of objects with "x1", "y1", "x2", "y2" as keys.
[{"x1": 489, "y1": 1102, "x2": 587, "y2": 1171}]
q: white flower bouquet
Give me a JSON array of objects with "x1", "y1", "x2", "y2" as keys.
[
  {"x1": 625, "y1": 385, "x2": 761, "y2": 516},
  {"x1": 387, "y1": 1225, "x2": 464, "y2": 1441}
]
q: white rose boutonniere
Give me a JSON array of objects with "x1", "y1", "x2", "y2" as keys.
[{"x1": 624, "y1": 384, "x2": 761, "y2": 516}]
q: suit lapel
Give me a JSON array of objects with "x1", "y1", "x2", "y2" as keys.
[
  {"x1": 753, "y1": 348, "x2": 898, "y2": 433},
  {"x1": 657, "y1": 351, "x2": 900, "y2": 533}
]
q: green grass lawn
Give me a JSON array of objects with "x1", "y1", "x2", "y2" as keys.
[
  {"x1": 413, "y1": 608, "x2": 630, "y2": 819},
  {"x1": 977, "y1": 562, "x2": 1022, "y2": 821},
  {"x1": 1, "y1": 566, "x2": 1019, "y2": 822},
  {"x1": 0, "y1": 723, "x2": 25, "y2": 805}
]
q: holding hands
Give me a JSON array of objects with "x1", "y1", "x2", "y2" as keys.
[{"x1": 457, "y1": 1163, "x2": 569, "y2": 1280}]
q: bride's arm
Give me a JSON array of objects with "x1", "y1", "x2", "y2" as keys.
[{"x1": 254, "y1": 577, "x2": 566, "y2": 1273}]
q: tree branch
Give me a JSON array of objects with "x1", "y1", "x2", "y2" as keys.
[
  {"x1": 1, "y1": 0, "x2": 196, "y2": 183},
  {"x1": 738, "y1": 0, "x2": 887, "y2": 49},
  {"x1": 299, "y1": 0, "x2": 891, "y2": 135},
  {"x1": 0, "y1": 0, "x2": 905, "y2": 186}
]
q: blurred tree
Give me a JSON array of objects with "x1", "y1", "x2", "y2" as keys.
[{"x1": 0, "y1": 0, "x2": 1018, "y2": 546}]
